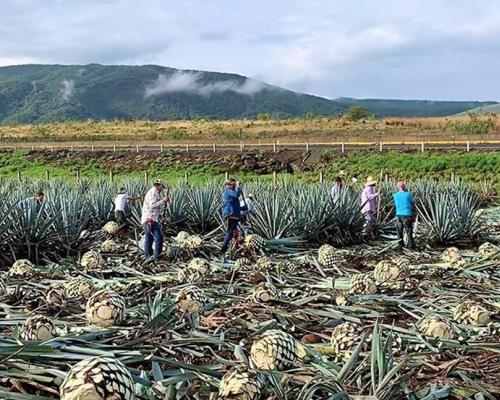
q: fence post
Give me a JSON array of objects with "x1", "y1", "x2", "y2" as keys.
[
  {"x1": 113, "y1": 145, "x2": 116, "y2": 153},
  {"x1": 319, "y1": 170, "x2": 324, "y2": 184},
  {"x1": 240, "y1": 141, "x2": 244, "y2": 153},
  {"x1": 91, "y1": 145, "x2": 94, "y2": 152},
  {"x1": 45, "y1": 169, "x2": 50, "y2": 181},
  {"x1": 466, "y1": 141, "x2": 470, "y2": 152},
  {"x1": 144, "y1": 171, "x2": 149, "y2": 186},
  {"x1": 306, "y1": 142, "x2": 309, "y2": 151},
  {"x1": 109, "y1": 170, "x2": 114, "y2": 182},
  {"x1": 50, "y1": 145, "x2": 54, "y2": 153},
  {"x1": 136, "y1": 145, "x2": 139, "y2": 153},
  {"x1": 71, "y1": 145, "x2": 74, "y2": 152},
  {"x1": 421, "y1": 141, "x2": 425, "y2": 153},
  {"x1": 31, "y1": 145, "x2": 35, "y2": 151},
  {"x1": 186, "y1": 144, "x2": 189, "y2": 153},
  {"x1": 341, "y1": 142, "x2": 345, "y2": 153},
  {"x1": 273, "y1": 141, "x2": 277, "y2": 153},
  {"x1": 213, "y1": 143, "x2": 216, "y2": 153},
  {"x1": 379, "y1": 141, "x2": 383, "y2": 152},
  {"x1": 160, "y1": 144, "x2": 164, "y2": 153}
]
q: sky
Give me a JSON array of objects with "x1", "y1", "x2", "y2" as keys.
[{"x1": 1, "y1": 0, "x2": 499, "y2": 101}]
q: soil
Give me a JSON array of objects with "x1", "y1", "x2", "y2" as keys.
[{"x1": 28, "y1": 149, "x2": 334, "y2": 174}]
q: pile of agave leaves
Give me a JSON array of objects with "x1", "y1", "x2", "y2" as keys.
[{"x1": 0, "y1": 176, "x2": 499, "y2": 399}]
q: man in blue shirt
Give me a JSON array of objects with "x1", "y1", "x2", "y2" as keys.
[
  {"x1": 393, "y1": 181, "x2": 415, "y2": 250},
  {"x1": 221, "y1": 178, "x2": 243, "y2": 253}
]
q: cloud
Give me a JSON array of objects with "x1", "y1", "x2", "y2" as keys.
[
  {"x1": 61, "y1": 79, "x2": 75, "y2": 100},
  {"x1": 144, "y1": 71, "x2": 267, "y2": 97}
]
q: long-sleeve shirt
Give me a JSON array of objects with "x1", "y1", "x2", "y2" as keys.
[
  {"x1": 331, "y1": 184, "x2": 342, "y2": 203},
  {"x1": 361, "y1": 186, "x2": 378, "y2": 213},
  {"x1": 141, "y1": 187, "x2": 165, "y2": 224},
  {"x1": 222, "y1": 187, "x2": 242, "y2": 219}
]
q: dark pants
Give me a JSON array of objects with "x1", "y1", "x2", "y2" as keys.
[
  {"x1": 221, "y1": 218, "x2": 239, "y2": 253},
  {"x1": 143, "y1": 221, "x2": 164, "y2": 260},
  {"x1": 397, "y1": 216, "x2": 415, "y2": 249},
  {"x1": 115, "y1": 210, "x2": 128, "y2": 228}
]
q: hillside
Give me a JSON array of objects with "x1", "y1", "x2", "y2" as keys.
[
  {"x1": 336, "y1": 98, "x2": 497, "y2": 117},
  {"x1": 458, "y1": 103, "x2": 500, "y2": 116},
  {"x1": 0, "y1": 64, "x2": 345, "y2": 123},
  {"x1": 0, "y1": 64, "x2": 496, "y2": 123}
]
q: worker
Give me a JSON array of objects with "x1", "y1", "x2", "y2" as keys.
[
  {"x1": 141, "y1": 179, "x2": 170, "y2": 261},
  {"x1": 114, "y1": 187, "x2": 139, "y2": 238},
  {"x1": 18, "y1": 191, "x2": 44, "y2": 213},
  {"x1": 361, "y1": 176, "x2": 379, "y2": 232},
  {"x1": 240, "y1": 193, "x2": 256, "y2": 235},
  {"x1": 339, "y1": 170, "x2": 347, "y2": 185},
  {"x1": 221, "y1": 178, "x2": 243, "y2": 253},
  {"x1": 331, "y1": 176, "x2": 344, "y2": 204},
  {"x1": 393, "y1": 181, "x2": 415, "y2": 250}
]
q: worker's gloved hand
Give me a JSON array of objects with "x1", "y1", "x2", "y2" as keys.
[{"x1": 146, "y1": 217, "x2": 153, "y2": 230}]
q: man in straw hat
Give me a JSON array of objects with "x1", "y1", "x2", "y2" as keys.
[
  {"x1": 393, "y1": 181, "x2": 416, "y2": 250},
  {"x1": 141, "y1": 179, "x2": 170, "y2": 261},
  {"x1": 114, "y1": 187, "x2": 139, "y2": 238},
  {"x1": 221, "y1": 178, "x2": 243, "y2": 253},
  {"x1": 361, "y1": 175, "x2": 379, "y2": 232}
]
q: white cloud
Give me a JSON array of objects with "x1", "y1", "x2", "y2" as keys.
[
  {"x1": 61, "y1": 79, "x2": 75, "y2": 100},
  {"x1": 144, "y1": 71, "x2": 267, "y2": 97}
]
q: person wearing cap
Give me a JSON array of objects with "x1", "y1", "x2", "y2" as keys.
[
  {"x1": 393, "y1": 181, "x2": 415, "y2": 250},
  {"x1": 114, "y1": 187, "x2": 139, "y2": 237},
  {"x1": 141, "y1": 179, "x2": 171, "y2": 261},
  {"x1": 221, "y1": 178, "x2": 243, "y2": 253},
  {"x1": 361, "y1": 176, "x2": 379, "y2": 231}
]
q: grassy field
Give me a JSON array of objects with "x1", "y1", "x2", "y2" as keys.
[
  {"x1": 1, "y1": 149, "x2": 498, "y2": 190},
  {"x1": 0, "y1": 115, "x2": 499, "y2": 143}
]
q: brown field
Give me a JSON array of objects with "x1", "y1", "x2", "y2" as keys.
[{"x1": 0, "y1": 116, "x2": 499, "y2": 144}]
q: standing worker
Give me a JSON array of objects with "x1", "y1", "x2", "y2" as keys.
[
  {"x1": 114, "y1": 187, "x2": 139, "y2": 238},
  {"x1": 361, "y1": 176, "x2": 379, "y2": 233},
  {"x1": 393, "y1": 181, "x2": 415, "y2": 250},
  {"x1": 221, "y1": 178, "x2": 243, "y2": 253},
  {"x1": 141, "y1": 179, "x2": 170, "y2": 261},
  {"x1": 331, "y1": 176, "x2": 344, "y2": 204}
]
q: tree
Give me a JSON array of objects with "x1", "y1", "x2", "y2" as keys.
[{"x1": 344, "y1": 106, "x2": 372, "y2": 121}]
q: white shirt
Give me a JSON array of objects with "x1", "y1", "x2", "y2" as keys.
[
  {"x1": 141, "y1": 187, "x2": 165, "y2": 224},
  {"x1": 114, "y1": 194, "x2": 129, "y2": 211}
]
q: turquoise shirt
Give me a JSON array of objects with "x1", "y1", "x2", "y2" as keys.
[{"x1": 393, "y1": 191, "x2": 414, "y2": 217}]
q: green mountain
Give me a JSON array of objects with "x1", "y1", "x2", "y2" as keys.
[
  {"x1": 0, "y1": 64, "x2": 345, "y2": 123},
  {"x1": 336, "y1": 98, "x2": 497, "y2": 118},
  {"x1": 0, "y1": 64, "x2": 496, "y2": 123}
]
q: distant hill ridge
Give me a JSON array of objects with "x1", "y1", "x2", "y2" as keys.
[{"x1": 0, "y1": 64, "x2": 496, "y2": 123}]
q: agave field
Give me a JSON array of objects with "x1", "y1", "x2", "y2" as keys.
[{"x1": 0, "y1": 177, "x2": 499, "y2": 399}]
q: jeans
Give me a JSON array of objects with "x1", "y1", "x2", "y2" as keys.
[
  {"x1": 143, "y1": 221, "x2": 164, "y2": 260},
  {"x1": 396, "y1": 216, "x2": 415, "y2": 249},
  {"x1": 221, "y1": 218, "x2": 239, "y2": 253}
]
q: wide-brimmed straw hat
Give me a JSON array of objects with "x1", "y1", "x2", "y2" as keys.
[
  {"x1": 366, "y1": 176, "x2": 377, "y2": 185},
  {"x1": 154, "y1": 179, "x2": 166, "y2": 188},
  {"x1": 339, "y1": 170, "x2": 347, "y2": 177},
  {"x1": 117, "y1": 187, "x2": 126, "y2": 194}
]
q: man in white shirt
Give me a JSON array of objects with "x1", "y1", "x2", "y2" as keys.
[
  {"x1": 114, "y1": 187, "x2": 138, "y2": 237},
  {"x1": 141, "y1": 179, "x2": 170, "y2": 261}
]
